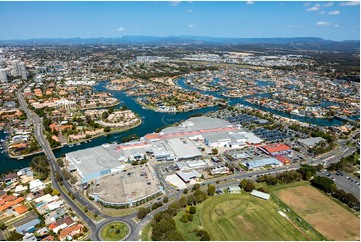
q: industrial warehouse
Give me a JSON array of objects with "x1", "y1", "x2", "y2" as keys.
[
  {"x1": 65, "y1": 117, "x2": 280, "y2": 193},
  {"x1": 66, "y1": 117, "x2": 264, "y2": 183}
]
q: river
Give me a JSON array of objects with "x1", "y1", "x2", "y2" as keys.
[{"x1": 0, "y1": 79, "x2": 347, "y2": 174}]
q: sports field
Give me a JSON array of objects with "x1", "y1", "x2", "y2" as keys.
[
  {"x1": 274, "y1": 185, "x2": 360, "y2": 241},
  {"x1": 192, "y1": 193, "x2": 313, "y2": 241}
]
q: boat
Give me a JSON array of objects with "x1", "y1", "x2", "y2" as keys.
[
  {"x1": 17, "y1": 156, "x2": 24, "y2": 160},
  {"x1": 88, "y1": 139, "x2": 92, "y2": 142},
  {"x1": 68, "y1": 144, "x2": 74, "y2": 148},
  {"x1": 76, "y1": 142, "x2": 81, "y2": 146}
]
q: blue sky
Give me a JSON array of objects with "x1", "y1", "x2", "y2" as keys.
[{"x1": 0, "y1": 1, "x2": 359, "y2": 40}]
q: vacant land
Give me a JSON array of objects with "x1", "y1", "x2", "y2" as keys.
[
  {"x1": 177, "y1": 193, "x2": 315, "y2": 241},
  {"x1": 100, "y1": 222, "x2": 129, "y2": 241},
  {"x1": 275, "y1": 185, "x2": 360, "y2": 241}
]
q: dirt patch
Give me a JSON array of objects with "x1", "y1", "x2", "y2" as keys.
[{"x1": 275, "y1": 185, "x2": 360, "y2": 241}]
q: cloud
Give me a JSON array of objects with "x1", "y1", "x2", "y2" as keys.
[
  {"x1": 339, "y1": 1, "x2": 360, "y2": 6},
  {"x1": 328, "y1": 10, "x2": 340, "y2": 15},
  {"x1": 316, "y1": 21, "x2": 340, "y2": 27},
  {"x1": 169, "y1": 1, "x2": 180, "y2": 6},
  {"x1": 117, "y1": 27, "x2": 125, "y2": 31},
  {"x1": 186, "y1": 9, "x2": 194, "y2": 12},
  {"x1": 323, "y1": 2, "x2": 334, "y2": 7},
  {"x1": 306, "y1": 4, "x2": 321, "y2": 11},
  {"x1": 303, "y1": 2, "x2": 310, "y2": 7},
  {"x1": 188, "y1": 24, "x2": 195, "y2": 28},
  {"x1": 319, "y1": 11, "x2": 326, "y2": 14},
  {"x1": 246, "y1": 1, "x2": 254, "y2": 5},
  {"x1": 316, "y1": 21, "x2": 332, "y2": 26}
]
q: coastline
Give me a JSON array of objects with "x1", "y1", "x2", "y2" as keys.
[
  {"x1": 5, "y1": 119, "x2": 142, "y2": 159},
  {"x1": 65, "y1": 118, "x2": 142, "y2": 146},
  {"x1": 136, "y1": 98, "x2": 220, "y2": 114},
  {"x1": 7, "y1": 144, "x2": 63, "y2": 159},
  {"x1": 78, "y1": 100, "x2": 120, "y2": 111}
]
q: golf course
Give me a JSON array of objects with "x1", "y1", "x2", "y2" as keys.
[{"x1": 175, "y1": 193, "x2": 324, "y2": 241}]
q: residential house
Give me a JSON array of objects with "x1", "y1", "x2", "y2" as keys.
[
  {"x1": 59, "y1": 224, "x2": 83, "y2": 241},
  {"x1": 49, "y1": 216, "x2": 75, "y2": 233},
  {"x1": 29, "y1": 179, "x2": 45, "y2": 193}
]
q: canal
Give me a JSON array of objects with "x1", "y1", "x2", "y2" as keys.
[{"x1": 0, "y1": 79, "x2": 348, "y2": 174}]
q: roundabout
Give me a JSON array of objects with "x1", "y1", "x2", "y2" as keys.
[{"x1": 99, "y1": 221, "x2": 130, "y2": 241}]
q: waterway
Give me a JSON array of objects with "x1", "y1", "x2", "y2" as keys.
[{"x1": 0, "y1": 79, "x2": 350, "y2": 174}]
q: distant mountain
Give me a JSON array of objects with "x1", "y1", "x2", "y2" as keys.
[{"x1": 0, "y1": 36, "x2": 359, "y2": 51}]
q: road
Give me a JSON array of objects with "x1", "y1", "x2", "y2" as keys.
[
  {"x1": 16, "y1": 81, "x2": 359, "y2": 241},
  {"x1": 318, "y1": 170, "x2": 360, "y2": 198},
  {"x1": 16, "y1": 84, "x2": 105, "y2": 240}
]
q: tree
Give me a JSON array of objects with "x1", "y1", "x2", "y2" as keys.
[
  {"x1": 163, "y1": 196, "x2": 169, "y2": 203},
  {"x1": 310, "y1": 176, "x2": 336, "y2": 193},
  {"x1": 207, "y1": 185, "x2": 216, "y2": 196},
  {"x1": 239, "y1": 179, "x2": 255, "y2": 192},
  {"x1": 83, "y1": 227, "x2": 88, "y2": 233},
  {"x1": 104, "y1": 127, "x2": 111, "y2": 133},
  {"x1": 167, "y1": 230, "x2": 184, "y2": 241},
  {"x1": 297, "y1": 165, "x2": 317, "y2": 180},
  {"x1": 180, "y1": 214, "x2": 190, "y2": 223},
  {"x1": 101, "y1": 111, "x2": 109, "y2": 120},
  {"x1": 189, "y1": 206, "x2": 196, "y2": 214},
  {"x1": 211, "y1": 148, "x2": 218, "y2": 155},
  {"x1": 137, "y1": 208, "x2": 148, "y2": 219},
  {"x1": 0, "y1": 220, "x2": 5, "y2": 230},
  {"x1": 194, "y1": 189, "x2": 208, "y2": 204},
  {"x1": 83, "y1": 207, "x2": 88, "y2": 213},
  {"x1": 55, "y1": 172, "x2": 62, "y2": 182},
  {"x1": 197, "y1": 230, "x2": 210, "y2": 241},
  {"x1": 192, "y1": 184, "x2": 200, "y2": 191},
  {"x1": 244, "y1": 181, "x2": 255, "y2": 192},
  {"x1": 180, "y1": 213, "x2": 193, "y2": 223},
  {"x1": 52, "y1": 189, "x2": 60, "y2": 196},
  {"x1": 57, "y1": 159, "x2": 64, "y2": 167},
  {"x1": 183, "y1": 189, "x2": 188, "y2": 194},
  {"x1": 179, "y1": 197, "x2": 188, "y2": 208},
  {"x1": 7, "y1": 231, "x2": 23, "y2": 241}
]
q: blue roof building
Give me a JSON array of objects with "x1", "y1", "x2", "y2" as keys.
[
  {"x1": 16, "y1": 219, "x2": 41, "y2": 234},
  {"x1": 244, "y1": 157, "x2": 282, "y2": 169}
]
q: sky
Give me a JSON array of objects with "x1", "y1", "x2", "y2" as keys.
[{"x1": 0, "y1": 1, "x2": 359, "y2": 41}]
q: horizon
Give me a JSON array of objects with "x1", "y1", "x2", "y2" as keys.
[
  {"x1": 0, "y1": 35, "x2": 360, "y2": 42},
  {"x1": 0, "y1": 1, "x2": 360, "y2": 41}
]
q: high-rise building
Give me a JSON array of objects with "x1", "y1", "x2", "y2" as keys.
[
  {"x1": 19, "y1": 62, "x2": 27, "y2": 80},
  {"x1": 0, "y1": 69, "x2": 8, "y2": 82},
  {"x1": 11, "y1": 60, "x2": 20, "y2": 76},
  {"x1": 10, "y1": 60, "x2": 27, "y2": 79}
]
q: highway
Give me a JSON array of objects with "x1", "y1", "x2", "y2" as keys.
[{"x1": 15, "y1": 81, "x2": 359, "y2": 241}]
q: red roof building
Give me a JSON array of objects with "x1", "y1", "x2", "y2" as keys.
[
  {"x1": 14, "y1": 205, "x2": 28, "y2": 214},
  {"x1": 59, "y1": 224, "x2": 83, "y2": 241},
  {"x1": 259, "y1": 143, "x2": 292, "y2": 156},
  {"x1": 42, "y1": 235, "x2": 55, "y2": 241},
  {"x1": 275, "y1": 155, "x2": 291, "y2": 165}
]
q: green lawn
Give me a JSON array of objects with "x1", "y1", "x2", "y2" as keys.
[
  {"x1": 191, "y1": 193, "x2": 317, "y2": 241},
  {"x1": 174, "y1": 209, "x2": 203, "y2": 241},
  {"x1": 141, "y1": 223, "x2": 152, "y2": 241},
  {"x1": 100, "y1": 222, "x2": 129, "y2": 241}
]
